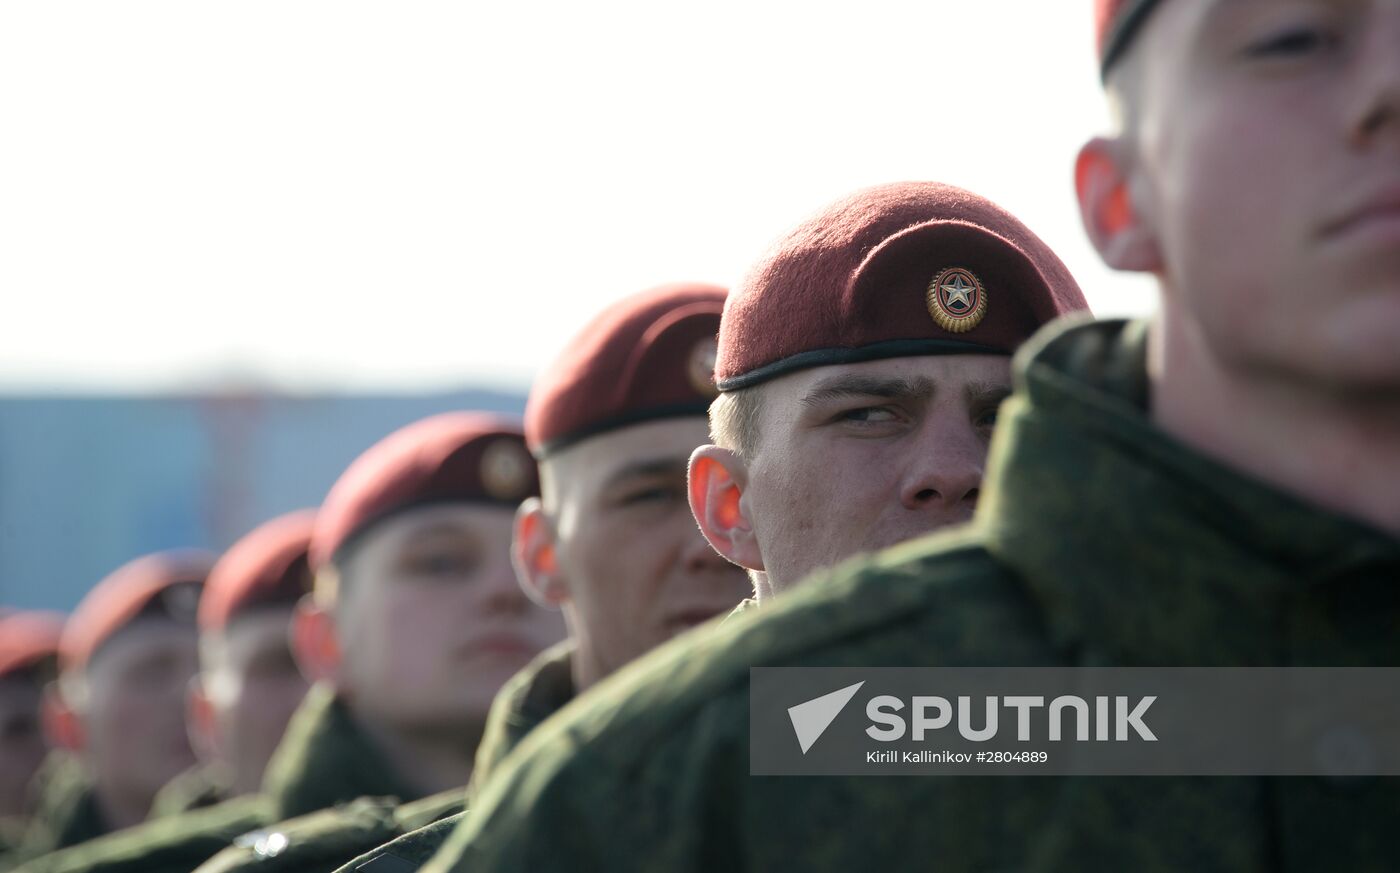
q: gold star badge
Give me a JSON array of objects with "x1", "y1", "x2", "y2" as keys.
[
  {"x1": 480, "y1": 440, "x2": 532, "y2": 501},
  {"x1": 686, "y1": 337, "x2": 720, "y2": 399},
  {"x1": 926, "y1": 267, "x2": 988, "y2": 333}
]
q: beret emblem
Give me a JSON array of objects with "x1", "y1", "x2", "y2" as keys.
[
  {"x1": 926, "y1": 267, "x2": 988, "y2": 334},
  {"x1": 480, "y1": 440, "x2": 532, "y2": 501}
]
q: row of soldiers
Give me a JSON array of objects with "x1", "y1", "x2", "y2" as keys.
[{"x1": 4, "y1": 0, "x2": 1400, "y2": 869}]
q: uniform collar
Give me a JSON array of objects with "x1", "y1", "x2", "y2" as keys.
[
  {"x1": 980, "y1": 318, "x2": 1400, "y2": 664},
  {"x1": 260, "y1": 683, "x2": 418, "y2": 820}
]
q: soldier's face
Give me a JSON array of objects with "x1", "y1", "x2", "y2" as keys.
[
  {"x1": 81, "y1": 620, "x2": 200, "y2": 812},
  {"x1": 0, "y1": 677, "x2": 48, "y2": 818},
  {"x1": 333, "y1": 505, "x2": 565, "y2": 732},
  {"x1": 1119, "y1": 0, "x2": 1400, "y2": 387},
  {"x1": 199, "y1": 608, "x2": 307, "y2": 796},
  {"x1": 540, "y1": 418, "x2": 749, "y2": 686},
  {"x1": 741, "y1": 354, "x2": 1007, "y2": 594}
]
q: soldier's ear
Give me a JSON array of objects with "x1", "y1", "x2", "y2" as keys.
[
  {"x1": 1076, "y1": 136, "x2": 1163, "y2": 273},
  {"x1": 290, "y1": 595, "x2": 343, "y2": 687},
  {"x1": 514, "y1": 498, "x2": 567, "y2": 608},
  {"x1": 42, "y1": 682, "x2": 84, "y2": 752},
  {"x1": 186, "y1": 676, "x2": 223, "y2": 763},
  {"x1": 688, "y1": 446, "x2": 765, "y2": 573}
]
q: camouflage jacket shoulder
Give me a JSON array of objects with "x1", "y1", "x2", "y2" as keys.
[
  {"x1": 259, "y1": 683, "x2": 418, "y2": 822},
  {"x1": 192, "y1": 789, "x2": 464, "y2": 873},
  {"x1": 720, "y1": 597, "x2": 759, "y2": 624},
  {"x1": 10, "y1": 752, "x2": 106, "y2": 863},
  {"x1": 467, "y1": 640, "x2": 576, "y2": 802},
  {"x1": 10, "y1": 795, "x2": 269, "y2": 873},
  {"x1": 147, "y1": 765, "x2": 233, "y2": 820},
  {"x1": 331, "y1": 811, "x2": 465, "y2": 873}
]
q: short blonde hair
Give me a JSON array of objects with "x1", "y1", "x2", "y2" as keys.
[{"x1": 707, "y1": 386, "x2": 765, "y2": 458}]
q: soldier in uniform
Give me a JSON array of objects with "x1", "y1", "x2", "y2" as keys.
[
  {"x1": 418, "y1": 2, "x2": 1400, "y2": 869},
  {"x1": 14, "y1": 552, "x2": 211, "y2": 862},
  {"x1": 14, "y1": 415, "x2": 564, "y2": 873},
  {"x1": 0, "y1": 612, "x2": 64, "y2": 867},
  {"x1": 147, "y1": 512, "x2": 316, "y2": 818},
  {"x1": 688, "y1": 181, "x2": 1087, "y2": 611},
  {"x1": 324, "y1": 283, "x2": 752, "y2": 873}
]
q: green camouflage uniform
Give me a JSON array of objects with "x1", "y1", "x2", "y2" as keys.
[
  {"x1": 7, "y1": 753, "x2": 107, "y2": 864},
  {"x1": 191, "y1": 789, "x2": 464, "y2": 873},
  {"x1": 422, "y1": 318, "x2": 1400, "y2": 873},
  {"x1": 721, "y1": 598, "x2": 759, "y2": 624},
  {"x1": 468, "y1": 641, "x2": 575, "y2": 802},
  {"x1": 147, "y1": 766, "x2": 233, "y2": 820},
  {"x1": 11, "y1": 683, "x2": 424, "y2": 873},
  {"x1": 320, "y1": 643, "x2": 578, "y2": 873},
  {"x1": 0, "y1": 818, "x2": 29, "y2": 872}
]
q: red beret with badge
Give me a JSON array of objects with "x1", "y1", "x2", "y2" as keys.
[
  {"x1": 714, "y1": 182, "x2": 1088, "y2": 392},
  {"x1": 61, "y1": 550, "x2": 214, "y2": 672},
  {"x1": 198, "y1": 510, "x2": 317, "y2": 633},
  {"x1": 525, "y1": 282, "x2": 727, "y2": 457},
  {"x1": 0, "y1": 610, "x2": 65, "y2": 679},
  {"x1": 311, "y1": 413, "x2": 538, "y2": 569},
  {"x1": 1096, "y1": 0, "x2": 1166, "y2": 77}
]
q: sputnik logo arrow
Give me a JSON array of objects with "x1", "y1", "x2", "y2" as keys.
[{"x1": 787, "y1": 681, "x2": 865, "y2": 754}]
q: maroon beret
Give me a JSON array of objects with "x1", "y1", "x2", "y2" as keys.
[
  {"x1": 1097, "y1": 0, "x2": 1165, "y2": 77},
  {"x1": 311, "y1": 413, "x2": 538, "y2": 569},
  {"x1": 0, "y1": 611, "x2": 65, "y2": 679},
  {"x1": 715, "y1": 182, "x2": 1089, "y2": 391},
  {"x1": 199, "y1": 510, "x2": 316, "y2": 633},
  {"x1": 61, "y1": 550, "x2": 213, "y2": 671},
  {"x1": 525, "y1": 282, "x2": 727, "y2": 456}
]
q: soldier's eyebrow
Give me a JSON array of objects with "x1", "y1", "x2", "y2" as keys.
[
  {"x1": 963, "y1": 381, "x2": 1012, "y2": 409},
  {"x1": 800, "y1": 374, "x2": 939, "y2": 407},
  {"x1": 601, "y1": 457, "x2": 689, "y2": 491}
]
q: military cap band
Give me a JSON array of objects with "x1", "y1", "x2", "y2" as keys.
[
  {"x1": 715, "y1": 339, "x2": 1005, "y2": 393},
  {"x1": 1098, "y1": 0, "x2": 1165, "y2": 79}
]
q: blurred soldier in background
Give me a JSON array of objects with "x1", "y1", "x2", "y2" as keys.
[
  {"x1": 147, "y1": 512, "x2": 315, "y2": 818},
  {"x1": 0, "y1": 612, "x2": 64, "y2": 866},
  {"x1": 17, "y1": 552, "x2": 210, "y2": 861},
  {"x1": 689, "y1": 181, "x2": 1088, "y2": 611},
  {"x1": 330, "y1": 283, "x2": 751, "y2": 873},
  {"x1": 417, "y1": 1, "x2": 1400, "y2": 867},
  {"x1": 15, "y1": 415, "x2": 564, "y2": 873}
]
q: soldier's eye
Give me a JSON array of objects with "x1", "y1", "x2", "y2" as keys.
[
  {"x1": 619, "y1": 486, "x2": 683, "y2": 506},
  {"x1": 839, "y1": 407, "x2": 897, "y2": 424},
  {"x1": 1246, "y1": 25, "x2": 1336, "y2": 58},
  {"x1": 409, "y1": 552, "x2": 478, "y2": 576},
  {"x1": 0, "y1": 715, "x2": 38, "y2": 743}
]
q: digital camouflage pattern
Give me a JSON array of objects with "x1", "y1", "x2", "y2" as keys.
[
  {"x1": 423, "y1": 317, "x2": 1400, "y2": 873},
  {"x1": 314, "y1": 642, "x2": 577, "y2": 873},
  {"x1": 11, "y1": 683, "x2": 424, "y2": 873},
  {"x1": 191, "y1": 789, "x2": 464, "y2": 873}
]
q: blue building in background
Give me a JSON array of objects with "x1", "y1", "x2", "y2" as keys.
[{"x1": 0, "y1": 389, "x2": 525, "y2": 611}]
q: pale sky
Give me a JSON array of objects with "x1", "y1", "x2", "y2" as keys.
[{"x1": 0, "y1": 1, "x2": 1158, "y2": 394}]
